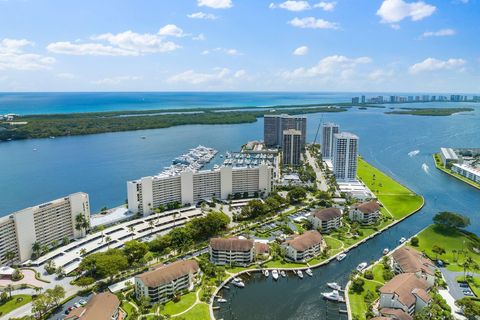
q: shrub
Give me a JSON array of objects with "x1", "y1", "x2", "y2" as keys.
[
  {"x1": 363, "y1": 270, "x2": 374, "y2": 280},
  {"x1": 410, "y1": 236, "x2": 419, "y2": 246}
]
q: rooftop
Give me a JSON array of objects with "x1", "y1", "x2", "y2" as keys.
[
  {"x1": 379, "y1": 273, "x2": 430, "y2": 307},
  {"x1": 352, "y1": 200, "x2": 380, "y2": 214},
  {"x1": 392, "y1": 247, "x2": 435, "y2": 276},
  {"x1": 311, "y1": 207, "x2": 342, "y2": 221},
  {"x1": 136, "y1": 259, "x2": 199, "y2": 288},
  {"x1": 65, "y1": 292, "x2": 120, "y2": 320},
  {"x1": 210, "y1": 237, "x2": 254, "y2": 252},
  {"x1": 284, "y1": 230, "x2": 323, "y2": 252}
]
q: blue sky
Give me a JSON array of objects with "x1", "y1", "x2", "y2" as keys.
[{"x1": 0, "y1": 0, "x2": 479, "y2": 92}]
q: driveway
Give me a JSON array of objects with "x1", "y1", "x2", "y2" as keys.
[
  {"x1": 438, "y1": 289, "x2": 466, "y2": 320},
  {"x1": 440, "y1": 268, "x2": 478, "y2": 300}
]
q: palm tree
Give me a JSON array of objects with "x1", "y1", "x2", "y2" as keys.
[
  {"x1": 75, "y1": 213, "x2": 90, "y2": 237},
  {"x1": 128, "y1": 226, "x2": 135, "y2": 240},
  {"x1": 464, "y1": 256, "x2": 474, "y2": 278},
  {"x1": 105, "y1": 236, "x2": 112, "y2": 249},
  {"x1": 4, "y1": 251, "x2": 15, "y2": 266},
  {"x1": 32, "y1": 242, "x2": 41, "y2": 259},
  {"x1": 6, "y1": 284, "x2": 13, "y2": 299},
  {"x1": 148, "y1": 220, "x2": 155, "y2": 236},
  {"x1": 79, "y1": 248, "x2": 87, "y2": 256}
]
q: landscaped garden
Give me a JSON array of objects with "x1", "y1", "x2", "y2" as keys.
[{"x1": 0, "y1": 294, "x2": 32, "y2": 318}]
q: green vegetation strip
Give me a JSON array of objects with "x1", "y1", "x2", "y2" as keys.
[
  {"x1": 385, "y1": 107, "x2": 473, "y2": 116},
  {"x1": 433, "y1": 154, "x2": 480, "y2": 190},
  {"x1": 0, "y1": 295, "x2": 33, "y2": 317},
  {"x1": 162, "y1": 291, "x2": 197, "y2": 316},
  {"x1": 175, "y1": 303, "x2": 210, "y2": 319}
]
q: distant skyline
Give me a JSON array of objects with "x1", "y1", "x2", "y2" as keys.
[{"x1": 0, "y1": 0, "x2": 479, "y2": 92}]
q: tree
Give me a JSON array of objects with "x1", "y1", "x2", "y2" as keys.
[
  {"x1": 105, "y1": 236, "x2": 112, "y2": 249},
  {"x1": 46, "y1": 285, "x2": 65, "y2": 306},
  {"x1": 456, "y1": 297, "x2": 480, "y2": 319},
  {"x1": 287, "y1": 187, "x2": 307, "y2": 204},
  {"x1": 75, "y1": 276, "x2": 95, "y2": 289},
  {"x1": 45, "y1": 260, "x2": 56, "y2": 275},
  {"x1": 350, "y1": 278, "x2": 365, "y2": 293},
  {"x1": 32, "y1": 242, "x2": 41, "y2": 259},
  {"x1": 433, "y1": 212, "x2": 470, "y2": 229},
  {"x1": 80, "y1": 248, "x2": 87, "y2": 256},
  {"x1": 240, "y1": 200, "x2": 268, "y2": 219},
  {"x1": 463, "y1": 256, "x2": 475, "y2": 278},
  {"x1": 75, "y1": 213, "x2": 90, "y2": 237},
  {"x1": 0, "y1": 291, "x2": 8, "y2": 302},
  {"x1": 123, "y1": 240, "x2": 149, "y2": 266},
  {"x1": 410, "y1": 236, "x2": 419, "y2": 247},
  {"x1": 79, "y1": 249, "x2": 128, "y2": 281},
  {"x1": 169, "y1": 228, "x2": 193, "y2": 253},
  {"x1": 4, "y1": 251, "x2": 15, "y2": 266},
  {"x1": 128, "y1": 226, "x2": 136, "y2": 240},
  {"x1": 55, "y1": 266, "x2": 65, "y2": 279},
  {"x1": 5, "y1": 284, "x2": 13, "y2": 299},
  {"x1": 432, "y1": 245, "x2": 446, "y2": 260}
]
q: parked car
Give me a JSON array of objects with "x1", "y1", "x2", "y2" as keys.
[
  {"x1": 74, "y1": 302, "x2": 82, "y2": 308},
  {"x1": 78, "y1": 299, "x2": 87, "y2": 306},
  {"x1": 458, "y1": 283, "x2": 469, "y2": 288}
]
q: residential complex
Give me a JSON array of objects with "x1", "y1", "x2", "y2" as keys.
[
  {"x1": 308, "y1": 207, "x2": 342, "y2": 233},
  {"x1": 438, "y1": 147, "x2": 480, "y2": 184},
  {"x1": 332, "y1": 132, "x2": 359, "y2": 182},
  {"x1": 282, "y1": 129, "x2": 302, "y2": 166},
  {"x1": 65, "y1": 292, "x2": 121, "y2": 320},
  {"x1": 391, "y1": 247, "x2": 435, "y2": 286},
  {"x1": 321, "y1": 122, "x2": 340, "y2": 160},
  {"x1": 264, "y1": 114, "x2": 306, "y2": 149},
  {"x1": 209, "y1": 237, "x2": 255, "y2": 266},
  {"x1": 349, "y1": 200, "x2": 381, "y2": 225},
  {"x1": 135, "y1": 260, "x2": 200, "y2": 304},
  {"x1": 127, "y1": 164, "x2": 273, "y2": 215},
  {"x1": 282, "y1": 230, "x2": 325, "y2": 262},
  {"x1": 0, "y1": 192, "x2": 90, "y2": 263}
]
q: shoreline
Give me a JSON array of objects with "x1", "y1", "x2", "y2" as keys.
[{"x1": 433, "y1": 154, "x2": 480, "y2": 190}]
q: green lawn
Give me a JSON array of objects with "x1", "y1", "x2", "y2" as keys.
[
  {"x1": 357, "y1": 157, "x2": 423, "y2": 220},
  {"x1": 162, "y1": 291, "x2": 197, "y2": 316},
  {"x1": 263, "y1": 260, "x2": 308, "y2": 268},
  {"x1": 456, "y1": 276, "x2": 480, "y2": 297},
  {"x1": 348, "y1": 278, "x2": 381, "y2": 320},
  {"x1": 0, "y1": 295, "x2": 32, "y2": 317},
  {"x1": 412, "y1": 225, "x2": 480, "y2": 271},
  {"x1": 324, "y1": 236, "x2": 343, "y2": 250},
  {"x1": 121, "y1": 300, "x2": 137, "y2": 319},
  {"x1": 174, "y1": 303, "x2": 209, "y2": 319}
]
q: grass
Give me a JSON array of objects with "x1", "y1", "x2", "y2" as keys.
[
  {"x1": 324, "y1": 236, "x2": 343, "y2": 250},
  {"x1": 121, "y1": 300, "x2": 137, "y2": 319},
  {"x1": 357, "y1": 157, "x2": 424, "y2": 219},
  {"x1": 162, "y1": 291, "x2": 197, "y2": 316},
  {"x1": 456, "y1": 276, "x2": 480, "y2": 297},
  {"x1": 433, "y1": 154, "x2": 480, "y2": 190},
  {"x1": 174, "y1": 303, "x2": 209, "y2": 319},
  {"x1": 348, "y1": 278, "x2": 381, "y2": 320},
  {"x1": 412, "y1": 224, "x2": 480, "y2": 272},
  {"x1": 263, "y1": 260, "x2": 308, "y2": 269},
  {"x1": 0, "y1": 295, "x2": 33, "y2": 317}
]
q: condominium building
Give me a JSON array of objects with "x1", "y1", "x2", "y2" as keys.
[
  {"x1": 332, "y1": 132, "x2": 358, "y2": 182},
  {"x1": 321, "y1": 122, "x2": 340, "y2": 160},
  {"x1": 128, "y1": 165, "x2": 273, "y2": 215},
  {"x1": 65, "y1": 292, "x2": 121, "y2": 320},
  {"x1": 282, "y1": 129, "x2": 302, "y2": 166},
  {"x1": 264, "y1": 114, "x2": 307, "y2": 149},
  {"x1": 282, "y1": 230, "x2": 325, "y2": 262},
  {"x1": 349, "y1": 200, "x2": 381, "y2": 225},
  {"x1": 308, "y1": 207, "x2": 342, "y2": 233},
  {"x1": 452, "y1": 163, "x2": 480, "y2": 184},
  {"x1": 0, "y1": 192, "x2": 90, "y2": 263},
  {"x1": 392, "y1": 247, "x2": 436, "y2": 286},
  {"x1": 209, "y1": 237, "x2": 255, "y2": 266},
  {"x1": 135, "y1": 260, "x2": 200, "y2": 304}
]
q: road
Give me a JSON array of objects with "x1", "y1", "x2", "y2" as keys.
[{"x1": 304, "y1": 148, "x2": 328, "y2": 191}]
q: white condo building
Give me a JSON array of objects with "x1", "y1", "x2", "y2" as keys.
[
  {"x1": 321, "y1": 122, "x2": 340, "y2": 160},
  {"x1": 332, "y1": 132, "x2": 359, "y2": 182},
  {"x1": 128, "y1": 164, "x2": 273, "y2": 215},
  {"x1": 0, "y1": 192, "x2": 90, "y2": 263}
]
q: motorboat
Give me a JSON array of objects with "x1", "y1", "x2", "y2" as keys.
[
  {"x1": 232, "y1": 280, "x2": 245, "y2": 288},
  {"x1": 297, "y1": 270, "x2": 304, "y2": 279},
  {"x1": 305, "y1": 268, "x2": 313, "y2": 277},
  {"x1": 233, "y1": 277, "x2": 242, "y2": 282},
  {"x1": 327, "y1": 282, "x2": 342, "y2": 291},
  {"x1": 280, "y1": 270, "x2": 286, "y2": 278},
  {"x1": 272, "y1": 269, "x2": 279, "y2": 280},
  {"x1": 383, "y1": 248, "x2": 390, "y2": 255},
  {"x1": 321, "y1": 290, "x2": 345, "y2": 302},
  {"x1": 399, "y1": 237, "x2": 407, "y2": 244},
  {"x1": 336, "y1": 253, "x2": 347, "y2": 261},
  {"x1": 217, "y1": 298, "x2": 227, "y2": 303},
  {"x1": 356, "y1": 262, "x2": 368, "y2": 272},
  {"x1": 264, "y1": 269, "x2": 270, "y2": 277}
]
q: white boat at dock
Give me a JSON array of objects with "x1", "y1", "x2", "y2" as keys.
[
  {"x1": 383, "y1": 248, "x2": 390, "y2": 255},
  {"x1": 327, "y1": 282, "x2": 342, "y2": 291},
  {"x1": 321, "y1": 290, "x2": 345, "y2": 302},
  {"x1": 280, "y1": 270, "x2": 286, "y2": 277},
  {"x1": 217, "y1": 298, "x2": 227, "y2": 303},
  {"x1": 263, "y1": 269, "x2": 270, "y2": 277},
  {"x1": 272, "y1": 270, "x2": 279, "y2": 280},
  {"x1": 297, "y1": 270, "x2": 304, "y2": 279},
  {"x1": 399, "y1": 237, "x2": 407, "y2": 244},
  {"x1": 356, "y1": 262, "x2": 368, "y2": 272},
  {"x1": 305, "y1": 268, "x2": 313, "y2": 277},
  {"x1": 232, "y1": 278, "x2": 245, "y2": 288},
  {"x1": 336, "y1": 253, "x2": 347, "y2": 261}
]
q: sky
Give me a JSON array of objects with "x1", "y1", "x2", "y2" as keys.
[{"x1": 0, "y1": 0, "x2": 479, "y2": 92}]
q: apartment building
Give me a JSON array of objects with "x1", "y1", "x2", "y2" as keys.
[
  {"x1": 332, "y1": 132, "x2": 359, "y2": 182},
  {"x1": 282, "y1": 230, "x2": 325, "y2": 262},
  {"x1": 128, "y1": 164, "x2": 273, "y2": 215},
  {"x1": 0, "y1": 192, "x2": 90, "y2": 263},
  {"x1": 264, "y1": 114, "x2": 307, "y2": 149},
  {"x1": 308, "y1": 207, "x2": 342, "y2": 233},
  {"x1": 349, "y1": 200, "x2": 381, "y2": 225},
  {"x1": 282, "y1": 129, "x2": 302, "y2": 166},
  {"x1": 65, "y1": 292, "x2": 121, "y2": 320},
  {"x1": 209, "y1": 237, "x2": 255, "y2": 266},
  {"x1": 391, "y1": 247, "x2": 436, "y2": 286},
  {"x1": 135, "y1": 260, "x2": 199, "y2": 304},
  {"x1": 321, "y1": 122, "x2": 340, "y2": 160}
]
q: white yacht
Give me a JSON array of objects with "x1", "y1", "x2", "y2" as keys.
[
  {"x1": 356, "y1": 262, "x2": 368, "y2": 272},
  {"x1": 336, "y1": 253, "x2": 347, "y2": 261},
  {"x1": 383, "y1": 248, "x2": 390, "y2": 255},
  {"x1": 264, "y1": 269, "x2": 270, "y2": 277},
  {"x1": 305, "y1": 268, "x2": 313, "y2": 277},
  {"x1": 399, "y1": 237, "x2": 407, "y2": 244},
  {"x1": 327, "y1": 282, "x2": 342, "y2": 291},
  {"x1": 217, "y1": 298, "x2": 227, "y2": 303},
  {"x1": 232, "y1": 280, "x2": 245, "y2": 288},
  {"x1": 280, "y1": 270, "x2": 286, "y2": 278},
  {"x1": 297, "y1": 270, "x2": 304, "y2": 279},
  {"x1": 272, "y1": 270, "x2": 279, "y2": 280},
  {"x1": 321, "y1": 290, "x2": 345, "y2": 302}
]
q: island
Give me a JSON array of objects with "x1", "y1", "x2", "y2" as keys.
[{"x1": 385, "y1": 107, "x2": 474, "y2": 116}]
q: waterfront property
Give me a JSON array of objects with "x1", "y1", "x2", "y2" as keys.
[
  {"x1": 321, "y1": 122, "x2": 340, "y2": 160},
  {"x1": 333, "y1": 132, "x2": 359, "y2": 182},
  {"x1": 282, "y1": 230, "x2": 325, "y2": 262},
  {"x1": 440, "y1": 147, "x2": 459, "y2": 167},
  {"x1": 391, "y1": 247, "x2": 436, "y2": 286},
  {"x1": 65, "y1": 292, "x2": 121, "y2": 320},
  {"x1": 349, "y1": 200, "x2": 381, "y2": 225},
  {"x1": 379, "y1": 273, "x2": 432, "y2": 317},
  {"x1": 435, "y1": 148, "x2": 480, "y2": 189},
  {"x1": 0, "y1": 192, "x2": 90, "y2": 263},
  {"x1": 209, "y1": 237, "x2": 255, "y2": 266},
  {"x1": 135, "y1": 259, "x2": 200, "y2": 304},
  {"x1": 307, "y1": 207, "x2": 342, "y2": 233},
  {"x1": 263, "y1": 114, "x2": 307, "y2": 149},
  {"x1": 127, "y1": 164, "x2": 273, "y2": 215},
  {"x1": 282, "y1": 129, "x2": 302, "y2": 166}
]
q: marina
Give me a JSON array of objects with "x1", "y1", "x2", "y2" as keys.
[{"x1": 161, "y1": 145, "x2": 217, "y2": 176}]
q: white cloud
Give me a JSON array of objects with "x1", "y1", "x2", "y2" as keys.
[
  {"x1": 0, "y1": 38, "x2": 55, "y2": 70},
  {"x1": 158, "y1": 24, "x2": 186, "y2": 37},
  {"x1": 47, "y1": 28, "x2": 182, "y2": 56},
  {"x1": 377, "y1": 0, "x2": 436, "y2": 24},
  {"x1": 197, "y1": 0, "x2": 232, "y2": 9},
  {"x1": 368, "y1": 69, "x2": 394, "y2": 81},
  {"x1": 167, "y1": 68, "x2": 244, "y2": 85},
  {"x1": 288, "y1": 17, "x2": 339, "y2": 29},
  {"x1": 56, "y1": 73, "x2": 77, "y2": 79},
  {"x1": 187, "y1": 12, "x2": 218, "y2": 20},
  {"x1": 408, "y1": 57, "x2": 466, "y2": 74},
  {"x1": 421, "y1": 28, "x2": 456, "y2": 38},
  {"x1": 313, "y1": 1, "x2": 337, "y2": 11},
  {"x1": 272, "y1": 1, "x2": 311, "y2": 11},
  {"x1": 282, "y1": 55, "x2": 372, "y2": 79},
  {"x1": 203, "y1": 47, "x2": 243, "y2": 56},
  {"x1": 92, "y1": 75, "x2": 142, "y2": 85},
  {"x1": 293, "y1": 46, "x2": 309, "y2": 56},
  {"x1": 193, "y1": 33, "x2": 206, "y2": 41}
]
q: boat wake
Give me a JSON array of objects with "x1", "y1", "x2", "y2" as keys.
[
  {"x1": 422, "y1": 163, "x2": 430, "y2": 174},
  {"x1": 408, "y1": 150, "x2": 420, "y2": 157}
]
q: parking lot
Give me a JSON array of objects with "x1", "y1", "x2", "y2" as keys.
[
  {"x1": 440, "y1": 268, "x2": 477, "y2": 300},
  {"x1": 47, "y1": 292, "x2": 93, "y2": 320}
]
